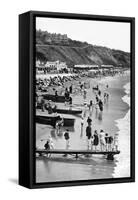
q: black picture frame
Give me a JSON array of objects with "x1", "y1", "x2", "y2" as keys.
[{"x1": 19, "y1": 10, "x2": 135, "y2": 189}]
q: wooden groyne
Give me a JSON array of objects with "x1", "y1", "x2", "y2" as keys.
[{"x1": 36, "y1": 149, "x2": 120, "y2": 160}]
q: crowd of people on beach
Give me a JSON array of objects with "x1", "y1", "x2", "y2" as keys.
[
  {"x1": 44, "y1": 80, "x2": 116, "y2": 154},
  {"x1": 41, "y1": 109, "x2": 119, "y2": 156},
  {"x1": 36, "y1": 68, "x2": 125, "y2": 93},
  {"x1": 37, "y1": 79, "x2": 113, "y2": 154},
  {"x1": 85, "y1": 120, "x2": 119, "y2": 152},
  {"x1": 36, "y1": 74, "x2": 80, "y2": 92},
  {"x1": 42, "y1": 119, "x2": 119, "y2": 157},
  {"x1": 36, "y1": 86, "x2": 73, "y2": 112},
  {"x1": 36, "y1": 68, "x2": 124, "y2": 157},
  {"x1": 80, "y1": 82, "x2": 109, "y2": 122}
]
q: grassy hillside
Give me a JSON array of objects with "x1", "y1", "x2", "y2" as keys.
[{"x1": 36, "y1": 30, "x2": 130, "y2": 68}]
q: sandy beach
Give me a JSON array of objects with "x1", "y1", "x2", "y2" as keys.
[{"x1": 36, "y1": 71, "x2": 130, "y2": 182}]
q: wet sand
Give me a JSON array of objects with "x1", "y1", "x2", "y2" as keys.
[{"x1": 36, "y1": 71, "x2": 130, "y2": 183}]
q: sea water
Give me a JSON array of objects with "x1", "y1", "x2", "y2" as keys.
[{"x1": 114, "y1": 81, "x2": 130, "y2": 177}]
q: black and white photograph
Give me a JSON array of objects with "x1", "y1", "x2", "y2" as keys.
[
  {"x1": 35, "y1": 16, "x2": 132, "y2": 184},
  {"x1": 0, "y1": 0, "x2": 138, "y2": 197}
]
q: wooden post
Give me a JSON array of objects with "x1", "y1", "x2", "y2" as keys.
[
  {"x1": 39, "y1": 152, "x2": 42, "y2": 156},
  {"x1": 75, "y1": 153, "x2": 78, "y2": 159},
  {"x1": 107, "y1": 153, "x2": 114, "y2": 160}
]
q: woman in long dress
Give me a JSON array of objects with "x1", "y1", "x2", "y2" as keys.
[
  {"x1": 99, "y1": 130, "x2": 106, "y2": 151},
  {"x1": 93, "y1": 130, "x2": 99, "y2": 151}
]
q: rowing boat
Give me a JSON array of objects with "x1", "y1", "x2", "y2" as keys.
[
  {"x1": 36, "y1": 114, "x2": 75, "y2": 127},
  {"x1": 42, "y1": 94, "x2": 65, "y2": 102},
  {"x1": 55, "y1": 108, "x2": 82, "y2": 115},
  {"x1": 36, "y1": 103, "x2": 82, "y2": 115}
]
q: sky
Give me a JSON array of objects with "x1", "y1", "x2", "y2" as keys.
[{"x1": 36, "y1": 17, "x2": 130, "y2": 52}]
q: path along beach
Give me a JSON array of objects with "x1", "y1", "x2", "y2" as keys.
[{"x1": 36, "y1": 70, "x2": 130, "y2": 183}]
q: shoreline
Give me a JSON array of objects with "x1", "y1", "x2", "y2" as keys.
[
  {"x1": 36, "y1": 72, "x2": 122, "y2": 97},
  {"x1": 36, "y1": 71, "x2": 130, "y2": 182},
  {"x1": 113, "y1": 80, "x2": 130, "y2": 178}
]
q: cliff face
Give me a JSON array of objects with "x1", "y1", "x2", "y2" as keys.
[{"x1": 36, "y1": 30, "x2": 130, "y2": 68}]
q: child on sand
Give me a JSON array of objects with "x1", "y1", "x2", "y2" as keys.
[
  {"x1": 44, "y1": 140, "x2": 50, "y2": 150},
  {"x1": 64, "y1": 129, "x2": 70, "y2": 150},
  {"x1": 44, "y1": 140, "x2": 50, "y2": 157},
  {"x1": 43, "y1": 136, "x2": 54, "y2": 157},
  {"x1": 48, "y1": 135, "x2": 54, "y2": 149}
]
